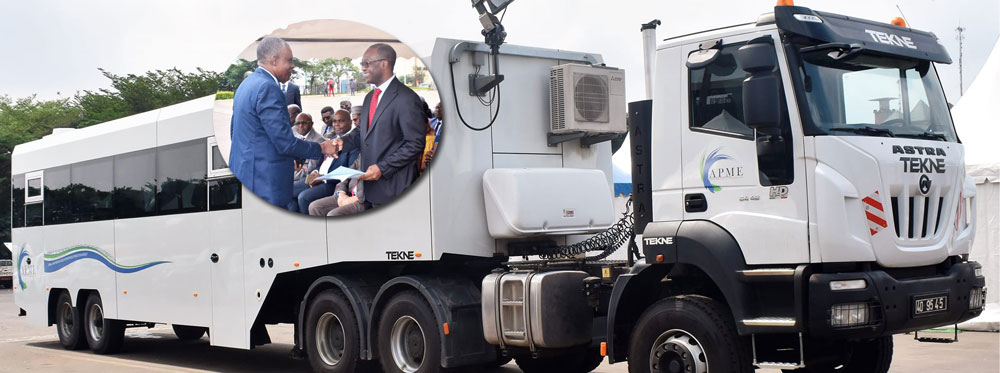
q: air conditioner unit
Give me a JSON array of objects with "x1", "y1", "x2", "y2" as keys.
[{"x1": 549, "y1": 64, "x2": 626, "y2": 135}]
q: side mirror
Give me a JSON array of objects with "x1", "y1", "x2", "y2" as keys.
[{"x1": 739, "y1": 42, "x2": 781, "y2": 130}]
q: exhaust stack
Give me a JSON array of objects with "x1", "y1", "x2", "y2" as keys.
[{"x1": 640, "y1": 20, "x2": 661, "y2": 100}]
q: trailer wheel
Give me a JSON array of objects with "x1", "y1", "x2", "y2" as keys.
[
  {"x1": 377, "y1": 291, "x2": 441, "y2": 373},
  {"x1": 83, "y1": 292, "x2": 125, "y2": 354},
  {"x1": 627, "y1": 295, "x2": 751, "y2": 373},
  {"x1": 172, "y1": 325, "x2": 207, "y2": 340},
  {"x1": 305, "y1": 290, "x2": 367, "y2": 373},
  {"x1": 55, "y1": 291, "x2": 86, "y2": 350},
  {"x1": 783, "y1": 337, "x2": 892, "y2": 373},
  {"x1": 514, "y1": 347, "x2": 604, "y2": 373}
]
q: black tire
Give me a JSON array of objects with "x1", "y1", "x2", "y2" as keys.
[
  {"x1": 172, "y1": 325, "x2": 207, "y2": 341},
  {"x1": 55, "y1": 291, "x2": 86, "y2": 350},
  {"x1": 514, "y1": 347, "x2": 604, "y2": 373},
  {"x1": 376, "y1": 291, "x2": 441, "y2": 373},
  {"x1": 305, "y1": 290, "x2": 368, "y2": 373},
  {"x1": 83, "y1": 292, "x2": 125, "y2": 354},
  {"x1": 783, "y1": 337, "x2": 893, "y2": 373},
  {"x1": 627, "y1": 295, "x2": 752, "y2": 373}
]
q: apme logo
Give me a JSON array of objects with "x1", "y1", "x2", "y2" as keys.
[
  {"x1": 701, "y1": 148, "x2": 742, "y2": 193},
  {"x1": 16, "y1": 247, "x2": 32, "y2": 290}
]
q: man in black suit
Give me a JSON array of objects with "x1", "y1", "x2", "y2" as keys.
[
  {"x1": 332, "y1": 43, "x2": 425, "y2": 210},
  {"x1": 281, "y1": 81, "x2": 302, "y2": 109}
]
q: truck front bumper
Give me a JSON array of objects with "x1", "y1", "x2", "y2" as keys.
[{"x1": 806, "y1": 261, "x2": 985, "y2": 339}]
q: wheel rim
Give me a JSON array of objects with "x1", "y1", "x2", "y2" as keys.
[
  {"x1": 389, "y1": 315, "x2": 425, "y2": 373},
  {"x1": 58, "y1": 301, "x2": 74, "y2": 337},
  {"x1": 649, "y1": 329, "x2": 708, "y2": 373},
  {"x1": 315, "y1": 312, "x2": 346, "y2": 367},
  {"x1": 88, "y1": 303, "x2": 104, "y2": 342}
]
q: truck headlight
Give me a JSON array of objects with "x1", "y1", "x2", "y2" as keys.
[
  {"x1": 830, "y1": 279, "x2": 867, "y2": 291},
  {"x1": 970, "y1": 288, "x2": 986, "y2": 310},
  {"x1": 975, "y1": 267, "x2": 983, "y2": 278},
  {"x1": 830, "y1": 303, "x2": 869, "y2": 327}
]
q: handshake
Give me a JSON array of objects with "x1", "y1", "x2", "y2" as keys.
[{"x1": 320, "y1": 138, "x2": 344, "y2": 157}]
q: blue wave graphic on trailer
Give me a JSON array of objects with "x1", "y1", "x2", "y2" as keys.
[{"x1": 43, "y1": 246, "x2": 169, "y2": 274}]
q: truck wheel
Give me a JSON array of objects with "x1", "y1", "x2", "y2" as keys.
[
  {"x1": 305, "y1": 290, "x2": 367, "y2": 373},
  {"x1": 83, "y1": 292, "x2": 125, "y2": 354},
  {"x1": 514, "y1": 347, "x2": 604, "y2": 373},
  {"x1": 627, "y1": 295, "x2": 751, "y2": 373},
  {"x1": 55, "y1": 291, "x2": 86, "y2": 350},
  {"x1": 172, "y1": 325, "x2": 207, "y2": 340},
  {"x1": 783, "y1": 337, "x2": 892, "y2": 373},
  {"x1": 377, "y1": 291, "x2": 441, "y2": 373}
]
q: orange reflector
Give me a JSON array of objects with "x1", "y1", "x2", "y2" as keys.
[
  {"x1": 415, "y1": 252, "x2": 422, "y2": 258},
  {"x1": 193, "y1": 292, "x2": 199, "y2": 297},
  {"x1": 123, "y1": 290, "x2": 127, "y2": 294},
  {"x1": 776, "y1": 0, "x2": 794, "y2": 6},
  {"x1": 442, "y1": 322, "x2": 450, "y2": 335},
  {"x1": 891, "y1": 17, "x2": 906, "y2": 27},
  {"x1": 45, "y1": 287, "x2": 49, "y2": 291},
  {"x1": 293, "y1": 262, "x2": 300, "y2": 267},
  {"x1": 600, "y1": 342, "x2": 608, "y2": 356},
  {"x1": 656, "y1": 254, "x2": 664, "y2": 263}
]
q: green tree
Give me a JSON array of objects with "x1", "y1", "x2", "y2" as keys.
[
  {"x1": 76, "y1": 68, "x2": 219, "y2": 128},
  {"x1": 219, "y1": 58, "x2": 257, "y2": 91}
]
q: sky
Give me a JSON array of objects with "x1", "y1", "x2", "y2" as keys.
[{"x1": 1, "y1": 0, "x2": 996, "y2": 170}]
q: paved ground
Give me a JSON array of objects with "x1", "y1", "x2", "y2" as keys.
[{"x1": 1, "y1": 289, "x2": 997, "y2": 372}]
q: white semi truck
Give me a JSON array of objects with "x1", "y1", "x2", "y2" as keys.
[{"x1": 11, "y1": 2, "x2": 986, "y2": 373}]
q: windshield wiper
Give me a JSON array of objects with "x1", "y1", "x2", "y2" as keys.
[
  {"x1": 828, "y1": 126, "x2": 895, "y2": 137},
  {"x1": 896, "y1": 132, "x2": 947, "y2": 141}
]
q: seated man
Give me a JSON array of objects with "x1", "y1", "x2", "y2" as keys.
[
  {"x1": 308, "y1": 157, "x2": 365, "y2": 217},
  {"x1": 294, "y1": 109, "x2": 359, "y2": 213},
  {"x1": 291, "y1": 113, "x2": 325, "y2": 200}
]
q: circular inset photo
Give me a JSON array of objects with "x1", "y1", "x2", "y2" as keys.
[{"x1": 214, "y1": 20, "x2": 441, "y2": 216}]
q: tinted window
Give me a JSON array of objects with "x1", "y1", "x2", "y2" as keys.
[
  {"x1": 209, "y1": 177, "x2": 241, "y2": 211},
  {"x1": 72, "y1": 158, "x2": 114, "y2": 222},
  {"x1": 689, "y1": 45, "x2": 753, "y2": 138},
  {"x1": 211, "y1": 144, "x2": 228, "y2": 171},
  {"x1": 12, "y1": 174, "x2": 24, "y2": 229},
  {"x1": 27, "y1": 178, "x2": 41, "y2": 197},
  {"x1": 44, "y1": 166, "x2": 72, "y2": 225},
  {"x1": 114, "y1": 149, "x2": 157, "y2": 219},
  {"x1": 157, "y1": 140, "x2": 207, "y2": 215},
  {"x1": 25, "y1": 203, "x2": 42, "y2": 227}
]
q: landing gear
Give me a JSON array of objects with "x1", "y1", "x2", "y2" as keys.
[{"x1": 172, "y1": 325, "x2": 208, "y2": 340}]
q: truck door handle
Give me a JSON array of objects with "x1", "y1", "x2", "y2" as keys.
[
  {"x1": 685, "y1": 193, "x2": 707, "y2": 213},
  {"x1": 210, "y1": 253, "x2": 219, "y2": 263}
]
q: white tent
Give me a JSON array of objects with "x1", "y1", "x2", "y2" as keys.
[{"x1": 952, "y1": 37, "x2": 1000, "y2": 331}]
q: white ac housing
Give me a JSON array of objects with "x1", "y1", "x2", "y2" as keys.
[{"x1": 549, "y1": 64, "x2": 626, "y2": 134}]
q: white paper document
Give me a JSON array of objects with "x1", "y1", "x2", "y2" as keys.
[{"x1": 316, "y1": 166, "x2": 363, "y2": 181}]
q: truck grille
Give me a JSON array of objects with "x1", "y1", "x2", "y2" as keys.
[{"x1": 890, "y1": 195, "x2": 945, "y2": 239}]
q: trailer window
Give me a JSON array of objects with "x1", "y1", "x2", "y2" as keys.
[
  {"x1": 156, "y1": 139, "x2": 207, "y2": 215},
  {"x1": 25, "y1": 203, "x2": 42, "y2": 227},
  {"x1": 26, "y1": 178, "x2": 41, "y2": 198},
  {"x1": 72, "y1": 158, "x2": 114, "y2": 222},
  {"x1": 688, "y1": 45, "x2": 754, "y2": 139},
  {"x1": 114, "y1": 149, "x2": 157, "y2": 219},
  {"x1": 209, "y1": 177, "x2": 241, "y2": 211},
  {"x1": 12, "y1": 174, "x2": 24, "y2": 229},
  {"x1": 44, "y1": 166, "x2": 72, "y2": 225}
]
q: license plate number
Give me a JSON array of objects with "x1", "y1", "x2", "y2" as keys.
[{"x1": 913, "y1": 294, "x2": 948, "y2": 316}]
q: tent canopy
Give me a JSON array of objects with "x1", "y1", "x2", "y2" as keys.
[
  {"x1": 237, "y1": 19, "x2": 417, "y2": 61},
  {"x1": 951, "y1": 37, "x2": 1000, "y2": 166}
]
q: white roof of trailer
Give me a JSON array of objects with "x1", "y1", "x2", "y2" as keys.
[{"x1": 11, "y1": 95, "x2": 214, "y2": 175}]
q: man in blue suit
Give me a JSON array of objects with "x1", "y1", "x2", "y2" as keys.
[
  {"x1": 332, "y1": 43, "x2": 426, "y2": 210},
  {"x1": 229, "y1": 37, "x2": 337, "y2": 209}
]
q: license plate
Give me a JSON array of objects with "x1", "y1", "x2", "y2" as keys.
[{"x1": 913, "y1": 294, "x2": 948, "y2": 316}]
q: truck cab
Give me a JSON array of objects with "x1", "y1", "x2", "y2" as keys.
[{"x1": 612, "y1": 3, "x2": 987, "y2": 371}]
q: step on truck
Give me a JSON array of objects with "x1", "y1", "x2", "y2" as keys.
[{"x1": 11, "y1": 1, "x2": 986, "y2": 372}]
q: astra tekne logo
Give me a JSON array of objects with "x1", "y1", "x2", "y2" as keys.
[{"x1": 701, "y1": 148, "x2": 742, "y2": 193}]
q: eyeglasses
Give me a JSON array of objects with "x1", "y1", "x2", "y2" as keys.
[
  {"x1": 294, "y1": 121, "x2": 312, "y2": 125},
  {"x1": 360, "y1": 59, "x2": 386, "y2": 68}
]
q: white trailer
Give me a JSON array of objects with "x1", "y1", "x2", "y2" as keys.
[{"x1": 11, "y1": 2, "x2": 988, "y2": 373}]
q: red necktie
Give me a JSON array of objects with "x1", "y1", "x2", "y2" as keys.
[{"x1": 368, "y1": 88, "x2": 381, "y2": 128}]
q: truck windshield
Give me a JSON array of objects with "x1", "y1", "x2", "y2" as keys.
[{"x1": 794, "y1": 49, "x2": 957, "y2": 142}]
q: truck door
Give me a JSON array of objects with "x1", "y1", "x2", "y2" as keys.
[{"x1": 679, "y1": 32, "x2": 809, "y2": 264}]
